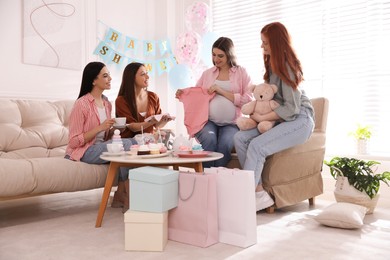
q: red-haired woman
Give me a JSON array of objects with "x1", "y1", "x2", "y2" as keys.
[{"x1": 234, "y1": 22, "x2": 315, "y2": 212}]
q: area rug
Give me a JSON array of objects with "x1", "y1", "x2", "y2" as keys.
[
  {"x1": 1, "y1": 190, "x2": 389, "y2": 260},
  {"x1": 229, "y1": 204, "x2": 390, "y2": 260}
]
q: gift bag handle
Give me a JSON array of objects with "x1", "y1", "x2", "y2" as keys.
[
  {"x1": 214, "y1": 166, "x2": 241, "y2": 175},
  {"x1": 178, "y1": 174, "x2": 197, "y2": 201}
]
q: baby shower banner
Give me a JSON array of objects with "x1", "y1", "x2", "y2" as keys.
[
  {"x1": 93, "y1": 2, "x2": 216, "y2": 89},
  {"x1": 93, "y1": 23, "x2": 176, "y2": 77}
]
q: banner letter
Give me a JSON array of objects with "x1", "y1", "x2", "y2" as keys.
[
  {"x1": 145, "y1": 63, "x2": 153, "y2": 72},
  {"x1": 112, "y1": 53, "x2": 122, "y2": 64},
  {"x1": 159, "y1": 60, "x2": 167, "y2": 70},
  {"x1": 127, "y1": 40, "x2": 134, "y2": 49},
  {"x1": 100, "y1": 46, "x2": 109, "y2": 55},
  {"x1": 147, "y1": 42, "x2": 153, "y2": 52},
  {"x1": 110, "y1": 32, "x2": 118, "y2": 42}
]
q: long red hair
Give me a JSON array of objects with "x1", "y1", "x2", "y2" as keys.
[{"x1": 261, "y1": 22, "x2": 303, "y2": 89}]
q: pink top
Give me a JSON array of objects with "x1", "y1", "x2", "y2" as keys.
[
  {"x1": 66, "y1": 93, "x2": 112, "y2": 161},
  {"x1": 195, "y1": 65, "x2": 253, "y2": 121},
  {"x1": 179, "y1": 87, "x2": 215, "y2": 137}
]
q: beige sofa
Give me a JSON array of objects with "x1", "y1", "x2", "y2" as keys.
[{"x1": 0, "y1": 99, "x2": 108, "y2": 200}]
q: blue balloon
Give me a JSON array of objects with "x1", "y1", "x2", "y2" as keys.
[
  {"x1": 200, "y1": 31, "x2": 219, "y2": 67},
  {"x1": 168, "y1": 64, "x2": 194, "y2": 90}
]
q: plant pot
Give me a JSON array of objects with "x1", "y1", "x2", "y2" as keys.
[
  {"x1": 356, "y1": 139, "x2": 368, "y2": 154},
  {"x1": 334, "y1": 176, "x2": 379, "y2": 214}
]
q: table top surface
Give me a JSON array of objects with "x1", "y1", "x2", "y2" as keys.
[{"x1": 100, "y1": 151, "x2": 223, "y2": 164}]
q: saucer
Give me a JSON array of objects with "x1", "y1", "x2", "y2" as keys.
[
  {"x1": 102, "y1": 151, "x2": 125, "y2": 156},
  {"x1": 113, "y1": 124, "x2": 126, "y2": 129},
  {"x1": 177, "y1": 151, "x2": 211, "y2": 158}
]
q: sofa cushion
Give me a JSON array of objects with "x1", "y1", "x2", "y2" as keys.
[
  {"x1": 0, "y1": 146, "x2": 67, "y2": 159},
  {"x1": 31, "y1": 158, "x2": 109, "y2": 195},
  {"x1": 0, "y1": 158, "x2": 35, "y2": 196},
  {"x1": 0, "y1": 100, "x2": 73, "y2": 153},
  {"x1": 0, "y1": 157, "x2": 109, "y2": 197}
]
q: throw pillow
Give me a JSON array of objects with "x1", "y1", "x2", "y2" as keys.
[{"x1": 314, "y1": 202, "x2": 367, "y2": 229}]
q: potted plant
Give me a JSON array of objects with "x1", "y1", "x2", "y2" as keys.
[
  {"x1": 349, "y1": 124, "x2": 372, "y2": 154},
  {"x1": 324, "y1": 156, "x2": 390, "y2": 213}
]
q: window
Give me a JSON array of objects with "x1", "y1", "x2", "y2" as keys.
[{"x1": 212, "y1": 0, "x2": 390, "y2": 156}]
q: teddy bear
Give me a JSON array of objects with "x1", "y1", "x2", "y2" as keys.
[{"x1": 236, "y1": 83, "x2": 280, "y2": 133}]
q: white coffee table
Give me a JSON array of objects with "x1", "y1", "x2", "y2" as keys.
[{"x1": 95, "y1": 151, "x2": 223, "y2": 227}]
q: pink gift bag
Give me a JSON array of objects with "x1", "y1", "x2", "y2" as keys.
[
  {"x1": 168, "y1": 172, "x2": 218, "y2": 247},
  {"x1": 205, "y1": 167, "x2": 257, "y2": 248}
]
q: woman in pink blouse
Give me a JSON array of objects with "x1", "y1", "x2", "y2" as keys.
[
  {"x1": 65, "y1": 61, "x2": 136, "y2": 211},
  {"x1": 175, "y1": 37, "x2": 253, "y2": 167}
]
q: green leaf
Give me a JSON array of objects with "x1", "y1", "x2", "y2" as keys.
[
  {"x1": 348, "y1": 124, "x2": 372, "y2": 140},
  {"x1": 324, "y1": 157, "x2": 388, "y2": 199}
]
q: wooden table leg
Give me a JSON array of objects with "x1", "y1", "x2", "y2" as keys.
[
  {"x1": 95, "y1": 162, "x2": 119, "y2": 228},
  {"x1": 193, "y1": 162, "x2": 203, "y2": 173}
]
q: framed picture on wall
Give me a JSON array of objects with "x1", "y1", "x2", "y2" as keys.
[{"x1": 22, "y1": 0, "x2": 85, "y2": 70}]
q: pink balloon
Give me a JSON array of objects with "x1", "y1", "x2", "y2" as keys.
[
  {"x1": 185, "y1": 2, "x2": 211, "y2": 36},
  {"x1": 175, "y1": 31, "x2": 201, "y2": 67}
]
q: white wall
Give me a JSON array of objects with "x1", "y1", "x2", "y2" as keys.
[
  {"x1": 0, "y1": 0, "x2": 164, "y2": 100},
  {"x1": 0, "y1": 0, "x2": 86, "y2": 100},
  {"x1": 0, "y1": 0, "x2": 208, "y2": 136}
]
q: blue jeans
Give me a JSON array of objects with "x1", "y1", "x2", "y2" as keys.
[
  {"x1": 234, "y1": 106, "x2": 314, "y2": 187},
  {"x1": 80, "y1": 138, "x2": 137, "y2": 181},
  {"x1": 195, "y1": 120, "x2": 238, "y2": 168}
]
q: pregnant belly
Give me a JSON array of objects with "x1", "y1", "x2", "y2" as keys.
[{"x1": 209, "y1": 96, "x2": 236, "y2": 124}]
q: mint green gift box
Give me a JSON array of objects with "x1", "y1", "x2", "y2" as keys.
[{"x1": 128, "y1": 166, "x2": 179, "y2": 213}]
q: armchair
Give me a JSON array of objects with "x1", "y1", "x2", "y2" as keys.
[{"x1": 228, "y1": 97, "x2": 329, "y2": 213}]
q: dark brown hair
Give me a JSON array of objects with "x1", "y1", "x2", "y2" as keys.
[
  {"x1": 212, "y1": 37, "x2": 238, "y2": 67},
  {"x1": 117, "y1": 62, "x2": 144, "y2": 120},
  {"x1": 77, "y1": 62, "x2": 106, "y2": 99}
]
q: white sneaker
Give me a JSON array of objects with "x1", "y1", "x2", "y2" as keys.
[{"x1": 255, "y1": 191, "x2": 274, "y2": 211}]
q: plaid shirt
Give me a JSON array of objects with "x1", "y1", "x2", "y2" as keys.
[{"x1": 66, "y1": 93, "x2": 112, "y2": 161}]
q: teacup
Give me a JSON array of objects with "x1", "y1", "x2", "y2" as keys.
[
  {"x1": 107, "y1": 143, "x2": 122, "y2": 153},
  {"x1": 114, "y1": 117, "x2": 126, "y2": 126}
]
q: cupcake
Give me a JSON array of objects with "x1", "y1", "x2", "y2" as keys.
[
  {"x1": 129, "y1": 144, "x2": 139, "y2": 155},
  {"x1": 192, "y1": 144, "x2": 204, "y2": 154},
  {"x1": 178, "y1": 145, "x2": 192, "y2": 154},
  {"x1": 137, "y1": 144, "x2": 150, "y2": 155},
  {"x1": 156, "y1": 142, "x2": 167, "y2": 153},
  {"x1": 148, "y1": 143, "x2": 160, "y2": 155},
  {"x1": 159, "y1": 145, "x2": 168, "y2": 154}
]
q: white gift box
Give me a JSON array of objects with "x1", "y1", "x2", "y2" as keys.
[
  {"x1": 128, "y1": 166, "x2": 179, "y2": 212},
  {"x1": 124, "y1": 210, "x2": 168, "y2": 251}
]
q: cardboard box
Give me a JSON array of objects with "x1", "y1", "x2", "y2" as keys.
[
  {"x1": 128, "y1": 166, "x2": 179, "y2": 212},
  {"x1": 124, "y1": 210, "x2": 168, "y2": 251}
]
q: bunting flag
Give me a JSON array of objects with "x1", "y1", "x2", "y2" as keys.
[
  {"x1": 94, "y1": 22, "x2": 174, "y2": 77},
  {"x1": 143, "y1": 40, "x2": 156, "y2": 56},
  {"x1": 104, "y1": 28, "x2": 122, "y2": 49},
  {"x1": 124, "y1": 36, "x2": 138, "y2": 54},
  {"x1": 158, "y1": 40, "x2": 171, "y2": 56},
  {"x1": 93, "y1": 42, "x2": 114, "y2": 64}
]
